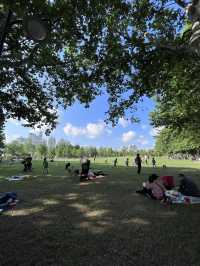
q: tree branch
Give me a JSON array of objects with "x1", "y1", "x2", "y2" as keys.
[{"x1": 174, "y1": 0, "x2": 187, "y2": 8}]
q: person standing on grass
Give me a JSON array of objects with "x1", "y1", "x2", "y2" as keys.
[
  {"x1": 125, "y1": 158, "x2": 129, "y2": 167},
  {"x1": 114, "y1": 158, "x2": 118, "y2": 167},
  {"x1": 152, "y1": 157, "x2": 156, "y2": 168},
  {"x1": 43, "y1": 157, "x2": 49, "y2": 175},
  {"x1": 144, "y1": 155, "x2": 148, "y2": 165},
  {"x1": 135, "y1": 153, "x2": 142, "y2": 174}
]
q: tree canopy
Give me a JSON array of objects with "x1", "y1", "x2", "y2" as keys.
[
  {"x1": 1, "y1": 0, "x2": 197, "y2": 133},
  {"x1": 155, "y1": 127, "x2": 200, "y2": 155},
  {"x1": 0, "y1": 124, "x2": 5, "y2": 157}
]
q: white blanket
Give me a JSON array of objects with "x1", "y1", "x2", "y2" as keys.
[
  {"x1": 165, "y1": 190, "x2": 200, "y2": 204},
  {"x1": 6, "y1": 175, "x2": 27, "y2": 181}
]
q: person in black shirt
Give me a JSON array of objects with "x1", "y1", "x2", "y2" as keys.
[
  {"x1": 135, "y1": 154, "x2": 142, "y2": 174},
  {"x1": 178, "y1": 174, "x2": 200, "y2": 197}
]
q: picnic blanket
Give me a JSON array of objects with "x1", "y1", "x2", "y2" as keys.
[
  {"x1": 88, "y1": 175, "x2": 105, "y2": 180},
  {"x1": 165, "y1": 190, "x2": 200, "y2": 204},
  {"x1": 0, "y1": 192, "x2": 18, "y2": 213},
  {"x1": 6, "y1": 175, "x2": 28, "y2": 181},
  {"x1": 80, "y1": 174, "x2": 106, "y2": 182}
]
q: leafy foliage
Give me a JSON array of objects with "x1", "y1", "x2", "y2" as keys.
[
  {"x1": 0, "y1": 109, "x2": 5, "y2": 157},
  {"x1": 0, "y1": 0, "x2": 187, "y2": 131},
  {"x1": 155, "y1": 127, "x2": 200, "y2": 155},
  {"x1": 0, "y1": 125, "x2": 5, "y2": 157},
  {"x1": 151, "y1": 57, "x2": 200, "y2": 130}
]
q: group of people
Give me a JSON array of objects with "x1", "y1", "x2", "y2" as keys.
[
  {"x1": 65, "y1": 156, "x2": 106, "y2": 182},
  {"x1": 136, "y1": 173, "x2": 200, "y2": 203},
  {"x1": 19, "y1": 154, "x2": 200, "y2": 204},
  {"x1": 113, "y1": 154, "x2": 157, "y2": 174},
  {"x1": 22, "y1": 156, "x2": 49, "y2": 174},
  {"x1": 22, "y1": 155, "x2": 32, "y2": 172}
]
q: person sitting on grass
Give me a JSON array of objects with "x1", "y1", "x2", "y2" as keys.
[
  {"x1": 178, "y1": 174, "x2": 200, "y2": 197},
  {"x1": 80, "y1": 160, "x2": 90, "y2": 181},
  {"x1": 22, "y1": 158, "x2": 28, "y2": 172},
  {"x1": 164, "y1": 174, "x2": 200, "y2": 204},
  {"x1": 136, "y1": 174, "x2": 166, "y2": 200},
  {"x1": 74, "y1": 169, "x2": 79, "y2": 175},
  {"x1": 65, "y1": 162, "x2": 71, "y2": 170},
  {"x1": 43, "y1": 157, "x2": 49, "y2": 175},
  {"x1": 26, "y1": 155, "x2": 32, "y2": 171}
]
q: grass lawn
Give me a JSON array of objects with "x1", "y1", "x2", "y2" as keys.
[{"x1": 0, "y1": 158, "x2": 200, "y2": 266}]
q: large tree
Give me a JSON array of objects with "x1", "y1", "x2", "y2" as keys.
[
  {"x1": 0, "y1": 109, "x2": 5, "y2": 157},
  {"x1": 150, "y1": 55, "x2": 200, "y2": 131},
  {"x1": 0, "y1": 124, "x2": 5, "y2": 157},
  {"x1": 1, "y1": 0, "x2": 198, "y2": 133},
  {"x1": 155, "y1": 127, "x2": 200, "y2": 155}
]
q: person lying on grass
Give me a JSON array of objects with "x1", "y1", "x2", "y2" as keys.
[
  {"x1": 136, "y1": 174, "x2": 166, "y2": 200},
  {"x1": 80, "y1": 170, "x2": 106, "y2": 182}
]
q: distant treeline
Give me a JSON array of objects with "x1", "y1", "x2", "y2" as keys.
[{"x1": 4, "y1": 140, "x2": 154, "y2": 159}]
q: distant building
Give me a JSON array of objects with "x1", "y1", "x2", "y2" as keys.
[
  {"x1": 127, "y1": 144, "x2": 138, "y2": 152},
  {"x1": 16, "y1": 137, "x2": 27, "y2": 144},
  {"x1": 48, "y1": 136, "x2": 56, "y2": 148},
  {"x1": 28, "y1": 132, "x2": 44, "y2": 145}
]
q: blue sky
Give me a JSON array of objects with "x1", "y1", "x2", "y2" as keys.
[{"x1": 5, "y1": 95, "x2": 159, "y2": 149}]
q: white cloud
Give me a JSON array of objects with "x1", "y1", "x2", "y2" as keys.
[
  {"x1": 150, "y1": 126, "x2": 165, "y2": 137},
  {"x1": 86, "y1": 122, "x2": 105, "y2": 139},
  {"x1": 122, "y1": 131, "x2": 136, "y2": 143},
  {"x1": 137, "y1": 135, "x2": 149, "y2": 146},
  {"x1": 63, "y1": 121, "x2": 111, "y2": 139},
  {"x1": 119, "y1": 117, "x2": 130, "y2": 128},
  {"x1": 64, "y1": 123, "x2": 83, "y2": 137},
  {"x1": 8, "y1": 116, "x2": 55, "y2": 135}
]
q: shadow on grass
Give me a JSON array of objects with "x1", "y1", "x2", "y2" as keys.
[{"x1": 0, "y1": 164, "x2": 200, "y2": 265}]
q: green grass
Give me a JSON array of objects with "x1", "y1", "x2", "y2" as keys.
[{"x1": 0, "y1": 158, "x2": 200, "y2": 266}]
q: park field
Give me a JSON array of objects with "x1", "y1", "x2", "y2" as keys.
[{"x1": 0, "y1": 158, "x2": 200, "y2": 265}]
